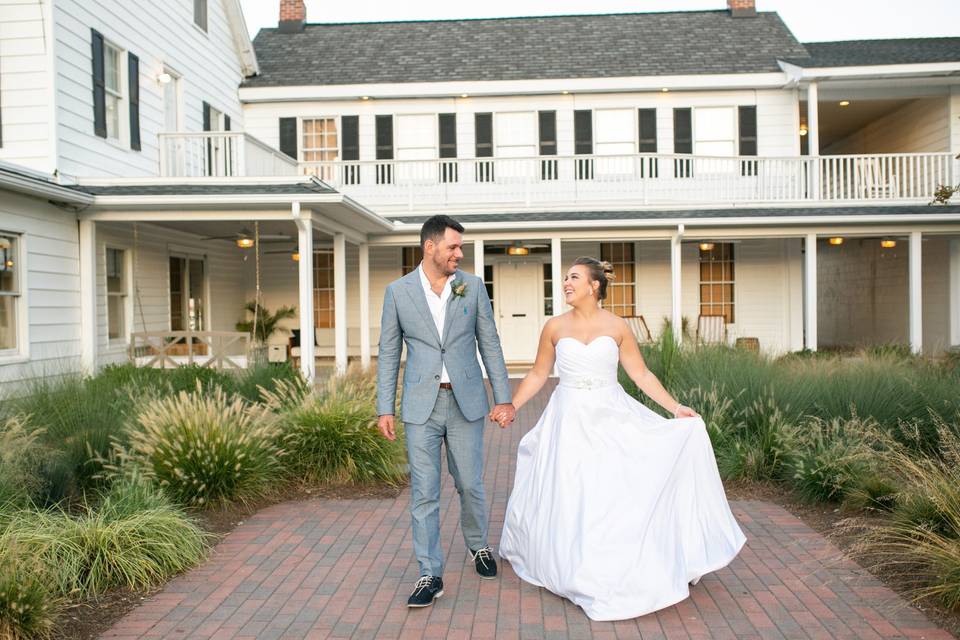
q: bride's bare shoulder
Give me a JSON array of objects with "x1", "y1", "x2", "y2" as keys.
[{"x1": 541, "y1": 315, "x2": 567, "y2": 342}]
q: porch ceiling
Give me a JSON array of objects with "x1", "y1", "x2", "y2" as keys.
[{"x1": 801, "y1": 98, "x2": 915, "y2": 149}]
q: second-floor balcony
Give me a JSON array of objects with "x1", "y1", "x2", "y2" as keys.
[
  {"x1": 158, "y1": 131, "x2": 956, "y2": 210},
  {"x1": 301, "y1": 152, "x2": 958, "y2": 210},
  {"x1": 159, "y1": 132, "x2": 299, "y2": 178}
]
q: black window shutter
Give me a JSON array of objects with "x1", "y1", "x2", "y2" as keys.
[
  {"x1": 538, "y1": 111, "x2": 557, "y2": 156},
  {"x1": 375, "y1": 115, "x2": 393, "y2": 160},
  {"x1": 91, "y1": 29, "x2": 106, "y2": 138},
  {"x1": 574, "y1": 110, "x2": 592, "y2": 155},
  {"x1": 738, "y1": 106, "x2": 757, "y2": 156},
  {"x1": 438, "y1": 113, "x2": 457, "y2": 159},
  {"x1": 638, "y1": 108, "x2": 657, "y2": 153},
  {"x1": 474, "y1": 113, "x2": 493, "y2": 158},
  {"x1": 673, "y1": 108, "x2": 692, "y2": 154},
  {"x1": 128, "y1": 53, "x2": 140, "y2": 150},
  {"x1": 223, "y1": 114, "x2": 231, "y2": 131},
  {"x1": 278, "y1": 117, "x2": 297, "y2": 159},
  {"x1": 342, "y1": 115, "x2": 359, "y2": 161},
  {"x1": 202, "y1": 101, "x2": 211, "y2": 131}
]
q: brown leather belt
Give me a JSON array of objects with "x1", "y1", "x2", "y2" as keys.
[{"x1": 438, "y1": 382, "x2": 453, "y2": 390}]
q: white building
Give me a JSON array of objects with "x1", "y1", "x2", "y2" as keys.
[{"x1": 1, "y1": 0, "x2": 959, "y2": 390}]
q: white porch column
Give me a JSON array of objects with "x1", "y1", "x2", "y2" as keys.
[
  {"x1": 807, "y1": 81, "x2": 820, "y2": 200},
  {"x1": 950, "y1": 238, "x2": 960, "y2": 347},
  {"x1": 334, "y1": 233, "x2": 347, "y2": 374},
  {"x1": 909, "y1": 230, "x2": 923, "y2": 354},
  {"x1": 79, "y1": 219, "x2": 97, "y2": 375},
  {"x1": 359, "y1": 242, "x2": 371, "y2": 369},
  {"x1": 551, "y1": 238, "x2": 563, "y2": 316},
  {"x1": 474, "y1": 239, "x2": 484, "y2": 277},
  {"x1": 804, "y1": 233, "x2": 818, "y2": 351},
  {"x1": 293, "y1": 203, "x2": 315, "y2": 382},
  {"x1": 670, "y1": 228, "x2": 682, "y2": 346}
]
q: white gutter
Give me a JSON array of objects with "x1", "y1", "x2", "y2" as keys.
[
  {"x1": 0, "y1": 164, "x2": 93, "y2": 205},
  {"x1": 778, "y1": 59, "x2": 960, "y2": 85}
]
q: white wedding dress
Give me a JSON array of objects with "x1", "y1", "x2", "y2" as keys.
[{"x1": 499, "y1": 336, "x2": 746, "y2": 622}]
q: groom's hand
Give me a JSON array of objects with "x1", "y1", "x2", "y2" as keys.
[
  {"x1": 377, "y1": 414, "x2": 397, "y2": 441},
  {"x1": 490, "y1": 403, "x2": 516, "y2": 428}
]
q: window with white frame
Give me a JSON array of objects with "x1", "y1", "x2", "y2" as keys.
[
  {"x1": 302, "y1": 118, "x2": 338, "y2": 163},
  {"x1": 0, "y1": 233, "x2": 20, "y2": 352},
  {"x1": 103, "y1": 41, "x2": 124, "y2": 141},
  {"x1": 694, "y1": 107, "x2": 736, "y2": 157},
  {"x1": 699, "y1": 243, "x2": 735, "y2": 323},
  {"x1": 600, "y1": 242, "x2": 635, "y2": 317},
  {"x1": 106, "y1": 248, "x2": 127, "y2": 341},
  {"x1": 313, "y1": 250, "x2": 334, "y2": 329}
]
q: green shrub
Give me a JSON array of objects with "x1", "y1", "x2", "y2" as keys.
[
  {"x1": 0, "y1": 416, "x2": 57, "y2": 509},
  {"x1": 277, "y1": 371, "x2": 407, "y2": 485},
  {"x1": 788, "y1": 416, "x2": 877, "y2": 503},
  {"x1": 234, "y1": 362, "x2": 303, "y2": 404},
  {"x1": 0, "y1": 478, "x2": 208, "y2": 598},
  {"x1": 844, "y1": 471, "x2": 899, "y2": 512},
  {"x1": 716, "y1": 393, "x2": 796, "y2": 482},
  {"x1": 124, "y1": 384, "x2": 285, "y2": 507},
  {"x1": 0, "y1": 553, "x2": 57, "y2": 640}
]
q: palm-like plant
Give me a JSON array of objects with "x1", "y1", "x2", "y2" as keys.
[{"x1": 236, "y1": 302, "x2": 296, "y2": 345}]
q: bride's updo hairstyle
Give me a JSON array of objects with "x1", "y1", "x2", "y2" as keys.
[{"x1": 572, "y1": 257, "x2": 616, "y2": 301}]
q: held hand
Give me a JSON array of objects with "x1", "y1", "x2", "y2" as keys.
[
  {"x1": 489, "y1": 403, "x2": 516, "y2": 428},
  {"x1": 673, "y1": 404, "x2": 700, "y2": 419},
  {"x1": 377, "y1": 414, "x2": 397, "y2": 441}
]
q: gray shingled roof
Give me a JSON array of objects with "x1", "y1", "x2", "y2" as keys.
[
  {"x1": 389, "y1": 205, "x2": 960, "y2": 225},
  {"x1": 243, "y1": 10, "x2": 811, "y2": 87},
  {"x1": 792, "y1": 38, "x2": 960, "y2": 68},
  {"x1": 73, "y1": 180, "x2": 336, "y2": 196}
]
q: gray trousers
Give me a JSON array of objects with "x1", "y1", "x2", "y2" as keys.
[{"x1": 405, "y1": 388, "x2": 488, "y2": 577}]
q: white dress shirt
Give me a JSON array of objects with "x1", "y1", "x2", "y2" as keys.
[{"x1": 419, "y1": 264, "x2": 452, "y2": 383}]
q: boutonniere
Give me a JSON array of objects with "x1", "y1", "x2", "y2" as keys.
[{"x1": 450, "y1": 279, "x2": 467, "y2": 298}]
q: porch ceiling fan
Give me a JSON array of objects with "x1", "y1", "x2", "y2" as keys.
[{"x1": 202, "y1": 227, "x2": 293, "y2": 248}]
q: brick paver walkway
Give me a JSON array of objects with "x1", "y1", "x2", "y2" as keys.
[{"x1": 102, "y1": 381, "x2": 955, "y2": 639}]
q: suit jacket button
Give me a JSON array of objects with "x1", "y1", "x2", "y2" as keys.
[{"x1": 434, "y1": 374, "x2": 440, "y2": 380}]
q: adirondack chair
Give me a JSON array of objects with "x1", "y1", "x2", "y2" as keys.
[
  {"x1": 696, "y1": 314, "x2": 727, "y2": 344},
  {"x1": 623, "y1": 315, "x2": 653, "y2": 343}
]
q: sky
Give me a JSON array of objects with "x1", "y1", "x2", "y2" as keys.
[{"x1": 239, "y1": 0, "x2": 960, "y2": 42}]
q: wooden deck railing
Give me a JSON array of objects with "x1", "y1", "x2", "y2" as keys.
[{"x1": 130, "y1": 331, "x2": 250, "y2": 370}]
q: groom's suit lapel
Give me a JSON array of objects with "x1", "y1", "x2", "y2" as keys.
[
  {"x1": 403, "y1": 270, "x2": 442, "y2": 346},
  {"x1": 441, "y1": 270, "x2": 464, "y2": 345}
]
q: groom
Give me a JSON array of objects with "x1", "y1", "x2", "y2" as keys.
[{"x1": 377, "y1": 215, "x2": 515, "y2": 608}]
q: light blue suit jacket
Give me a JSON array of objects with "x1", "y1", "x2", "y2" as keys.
[{"x1": 377, "y1": 268, "x2": 511, "y2": 425}]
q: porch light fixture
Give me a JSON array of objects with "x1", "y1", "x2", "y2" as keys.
[
  {"x1": 3, "y1": 260, "x2": 12, "y2": 269},
  {"x1": 839, "y1": 100, "x2": 850, "y2": 107},
  {"x1": 881, "y1": 239, "x2": 897, "y2": 248},
  {"x1": 507, "y1": 245, "x2": 530, "y2": 256},
  {"x1": 698, "y1": 242, "x2": 715, "y2": 251},
  {"x1": 828, "y1": 237, "x2": 844, "y2": 246},
  {"x1": 460, "y1": 93, "x2": 469, "y2": 98},
  {"x1": 361, "y1": 96, "x2": 370, "y2": 100},
  {"x1": 661, "y1": 87, "x2": 669, "y2": 93},
  {"x1": 799, "y1": 125, "x2": 808, "y2": 136},
  {"x1": 562, "y1": 90, "x2": 570, "y2": 95},
  {"x1": 291, "y1": 250, "x2": 300, "y2": 262},
  {"x1": 157, "y1": 72, "x2": 172, "y2": 84},
  {"x1": 236, "y1": 237, "x2": 255, "y2": 249}
]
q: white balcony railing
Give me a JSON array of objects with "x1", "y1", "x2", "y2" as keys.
[
  {"x1": 159, "y1": 132, "x2": 299, "y2": 177},
  {"x1": 300, "y1": 152, "x2": 958, "y2": 209}
]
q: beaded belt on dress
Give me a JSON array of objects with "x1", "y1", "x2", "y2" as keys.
[{"x1": 559, "y1": 375, "x2": 617, "y2": 390}]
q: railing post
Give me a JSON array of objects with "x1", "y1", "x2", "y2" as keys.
[
  {"x1": 236, "y1": 133, "x2": 247, "y2": 177},
  {"x1": 159, "y1": 135, "x2": 168, "y2": 176}
]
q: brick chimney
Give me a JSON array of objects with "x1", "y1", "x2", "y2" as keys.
[
  {"x1": 279, "y1": 0, "x2": 306, "y2": 33},
  {"x1": 728, "y1": 0, "x2": 757, "y2": 17}
]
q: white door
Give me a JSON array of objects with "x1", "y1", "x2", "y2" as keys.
[{"x1": 496, "y1": 261, "x2": 542, "y2": 362}]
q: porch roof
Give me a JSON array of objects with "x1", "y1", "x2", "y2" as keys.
[
  {"x1": 790, "y1": 37, "x2": 960, "y2": 68},
  {"x1": 386, "y1": 204, "x2": 960, "y2": 230},
  {"x1": 71, "y1": 179, "x2": 335, "y2": 197}
]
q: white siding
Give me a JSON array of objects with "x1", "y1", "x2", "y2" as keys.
[
  {"x1": 94, "y1": 223, "x2": 246, "y2": 367},
  {"x1": 53, "y1": 0, "x2": 246, "y2": 178},
  {"x1": 824, "y1": 98, "x2": 951, "y2": 155},
  {"x1": 243, "y1": 89, "x2": 800, "y2": 163},
  {"x1": 817, "y1": 235, "x2": 951, "y2": 354},
  {"x1": 0, "y1": 190, "x2": 81, "y2": 393},
  {"x1": 0, "y1": 0, "x2": 55, "y2": 173}
]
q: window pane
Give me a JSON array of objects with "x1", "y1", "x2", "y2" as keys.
[
  {"x1": 106, "y1": 94, "x2": 120, "y2": 140},
  {"x1": 108, "y1": 295, "x2": 124, "y2": 339},
  {"x1": 0, "y1": 236, "x2": 16, "y2": 293},
  {"x1": 106, "y1": 248, "x2": 124, "y2": 293},
  {"x1": 0, "y1": 296, "x2": 15, "y2": 350},
  {"x1": 105, "y1": 45, "x2": 120, "y2": 92}
]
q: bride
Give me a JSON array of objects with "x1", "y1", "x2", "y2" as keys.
[{"x1": 493, "y1": 257, "x2": 746, "y2": 622}]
